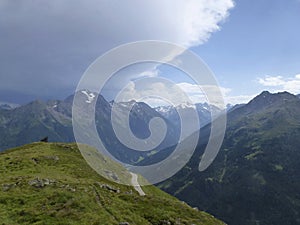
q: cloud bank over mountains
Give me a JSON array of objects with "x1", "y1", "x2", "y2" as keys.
[
  {"x1": 258, "y1": 74, "x2": 300, "y2": 94},
  {"x1": 0, "y1": 0, "x2": 234, "y2": 103}
]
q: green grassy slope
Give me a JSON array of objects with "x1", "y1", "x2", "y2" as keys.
[{"x1": 0, "y1": 142, "x2": 224, "y2": 225}]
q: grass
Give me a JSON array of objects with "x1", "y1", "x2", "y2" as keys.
[
  {"x1": 0, "y1": 142, "x2": 224, "y2": 225},
  {"x1": 244, "y1": 150, "x2": 263, "y2": 160}
]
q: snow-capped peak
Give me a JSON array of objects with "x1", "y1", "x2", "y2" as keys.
[
  {"x1": 81, "y1": 90, "x2": 96, "y2": 103},
  {"x1": 176, "y1": 102, "x2": 196, "y2": 110},
  {"x1": 155, "y1": 105, "x2": 173, "y2": 113}
]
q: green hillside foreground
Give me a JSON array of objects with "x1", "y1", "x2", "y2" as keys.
[{"x1": 0, "y1": 142, "x2": 224, "y2": 225}]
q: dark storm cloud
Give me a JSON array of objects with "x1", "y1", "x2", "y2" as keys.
[
  {"x1": 0, "y1": 0, "x2": 234, "y2": 103},
  {"x1": 0, "y1": 1, "x2": 113, "y2": 102}
]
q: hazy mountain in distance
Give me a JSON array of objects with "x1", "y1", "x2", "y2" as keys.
[
  {"x1": 226, "y1": 103, "x2": 246, "y2": 113},
  {"x1": 155, "y1": 102, "x2": 222, "y2": 139},
  {"x1": 0, "y1": 100, "x2": 74, "y2": 151},
  {"x1": 0, "y1": 102, "x2": 19, "y2": 110},
  {"x1": 0, "y1": 104, "x2": 13, "y2": 110},
  {"x1": 0, "y1": 91, "x2": 179, "y2": 164},
  {"x1": 93, "y1": 96, "x2": 180, "y2": 164}
]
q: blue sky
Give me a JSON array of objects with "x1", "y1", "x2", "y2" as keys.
[
  {"x1": 193, "y1": 0, "x2": 300, "y2": 102},
  {"x1": 0, "y1": 0, "x2": 299, "y2": 105}
]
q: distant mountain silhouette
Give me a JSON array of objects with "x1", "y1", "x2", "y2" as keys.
[{"x1": 0, "y1": 91, "x2": 179, "y2": 164}]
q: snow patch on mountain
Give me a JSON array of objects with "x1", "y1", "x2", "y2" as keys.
[
  {"x1": 81, "y1": 90, "x2": 96, "y2": 103},
  {"x1": 0, "y1": 102, "x2": 20, "y2": 110}
]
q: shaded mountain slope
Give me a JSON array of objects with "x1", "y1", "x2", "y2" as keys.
[
  {"x1": 160, "y1": 91, "x2": 300, "y2": 225},
  {"x1": 0, "y1": 91, "x2": 180, "y2": 165},
  {"x1": 0, "y1": 100, "x2": 74, "y2": 151}
]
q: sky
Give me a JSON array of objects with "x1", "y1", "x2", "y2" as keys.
[{"x1": 0, "y1": 0, "x2": 299, "y2": 106}]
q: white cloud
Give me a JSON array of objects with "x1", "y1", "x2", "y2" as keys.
[
  {"x1": 176, "y1": 82, "x2": 255, "y2": 106},
  {"x1": 139, "y1": 70, "x2": 160, "y2": 78},
  {"x1": 116, "y1": 81, "x2": 253, "y2": 108},
  {"x1": 177, "y1": 82, "x2": 231, "y2": 106},
  {"x1": 258, "y1": 74, "x2": 300, "y2": 94},
  {"x1": 167, "y1": 0, "x2": 235, "y2": 47},
  {"x1": 225, "y1": 94, "x2": 256, "y2": 105},
  {"x1": 0, "y1": 0, "x2": 235, "y2": 50},
  {"x1": 117, "y1": 81, "x2": 192, "y2": 106},
  {"x1": 258, "y1": 76, "x2": 285, "y2": 86}
]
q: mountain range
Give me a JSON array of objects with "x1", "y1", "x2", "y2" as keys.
[
  {"x1": 0, "y1": 91, "x2": 217, "y2": 164},
  {"x1": 155, "y1": 102, "x2": 221, "y2": 139},
  {"x1": 2, "y1": 90, "x2": 300, "y2": 225},
  {"x1": 159, "y1": 91, "x2": 300, "y2": 225}
]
